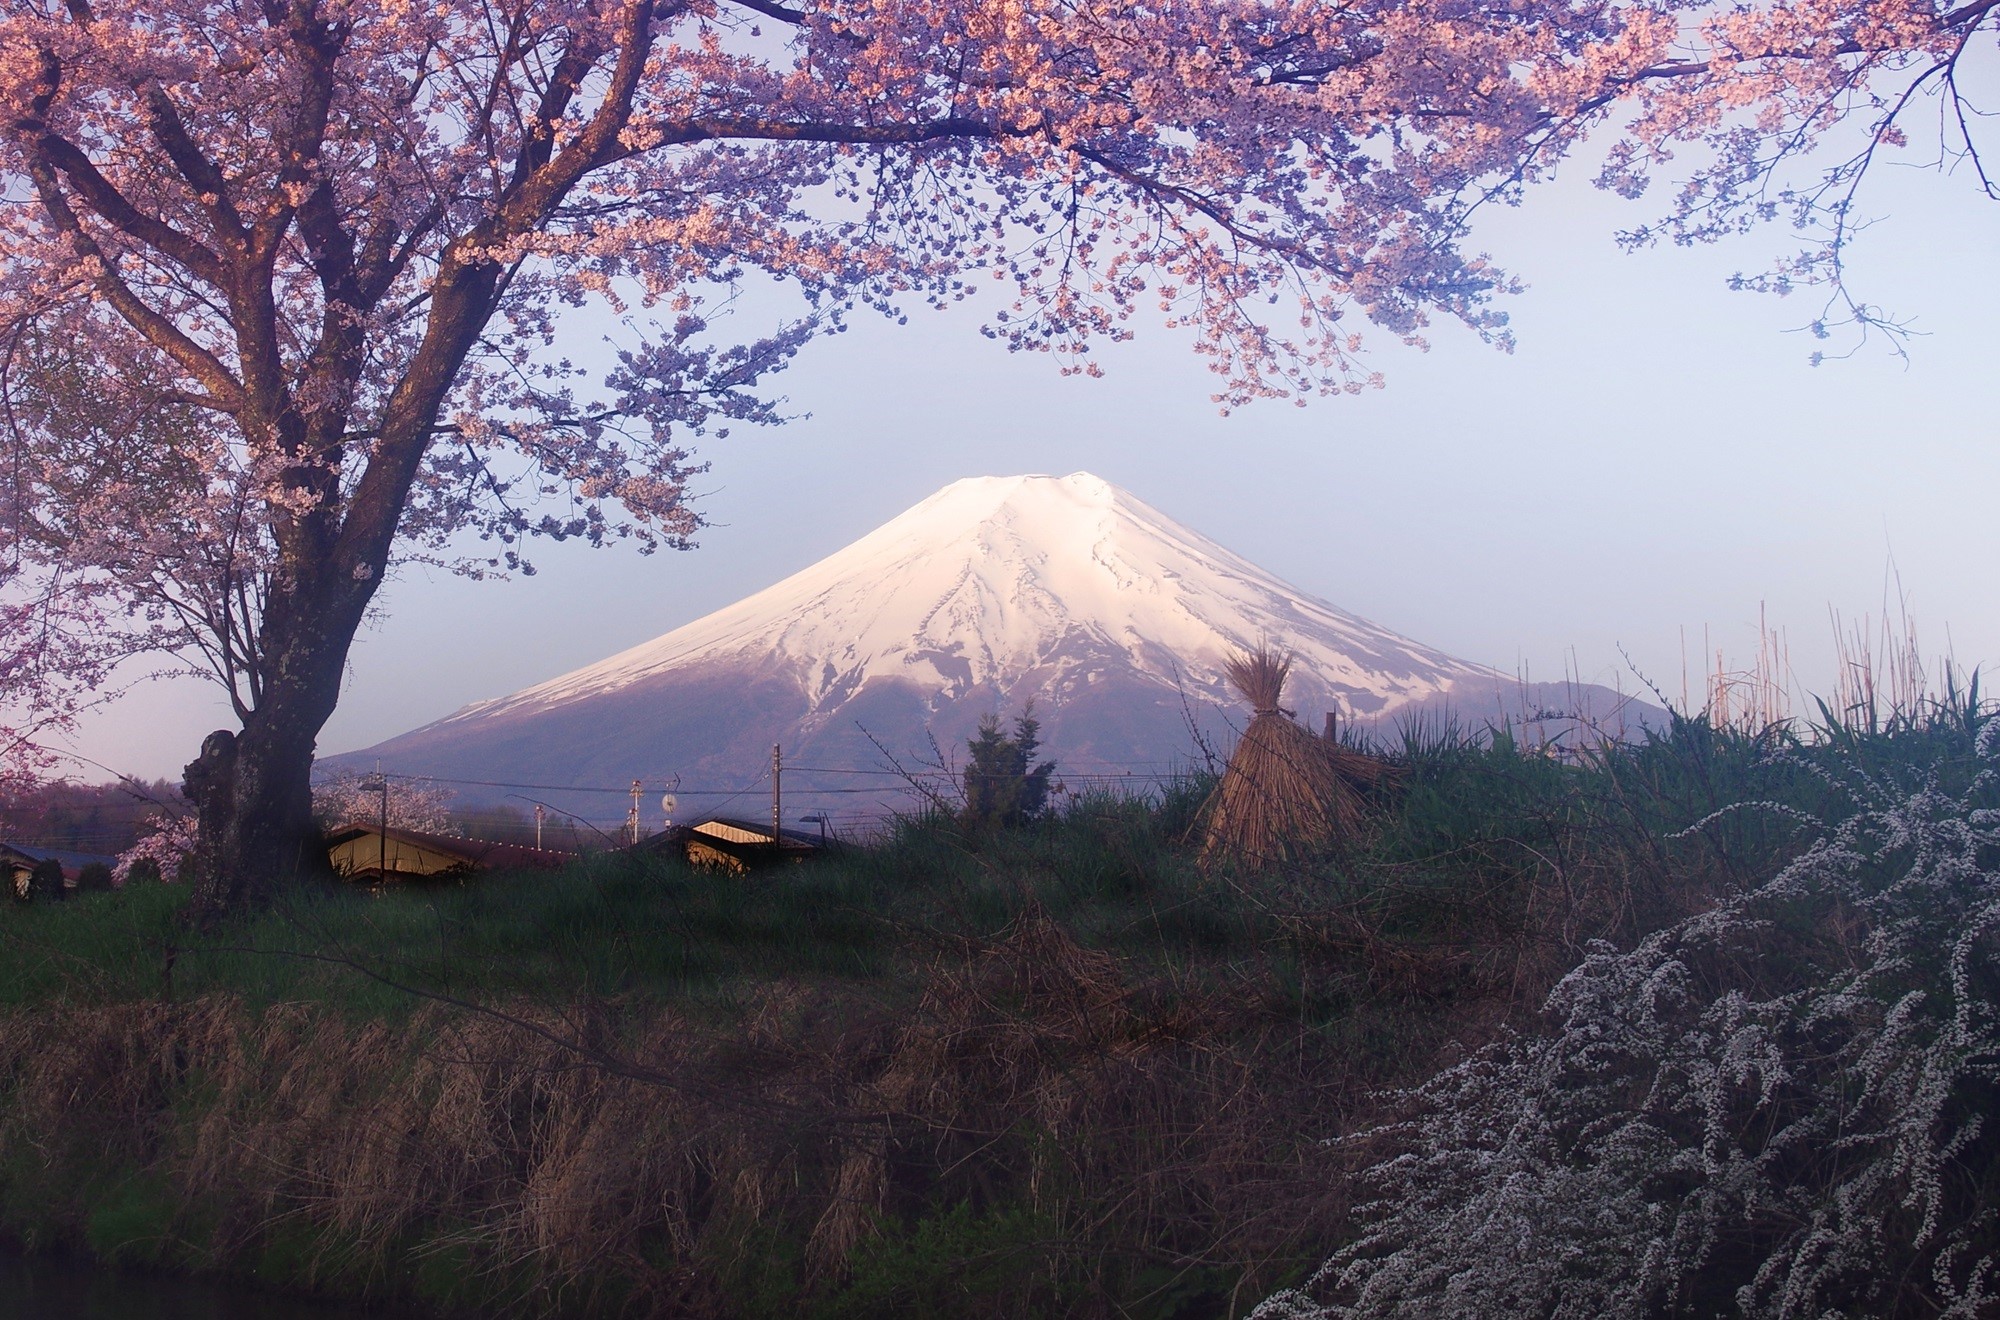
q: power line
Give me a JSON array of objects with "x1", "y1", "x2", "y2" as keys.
[{"x1": 332, "y1": 767, "x2": 1198, "y2": 795}]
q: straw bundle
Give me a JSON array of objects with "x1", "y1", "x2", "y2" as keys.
[{"x1": 1199, "y1": 648, "x2": 1373, "y2": 873}]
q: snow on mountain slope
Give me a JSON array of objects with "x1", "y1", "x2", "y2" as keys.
[
  {"x1": 450, "y1": 472, "x2": 1495, "y2": 726},
  {"x1": 333, "y1": 473, "x2": 1658, "y2": 820}
]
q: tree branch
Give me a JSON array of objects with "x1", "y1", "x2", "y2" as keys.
[
  {"x1": 634, "y1": 113, "x2": 1001, "y2": 155},
  {"x1": 27, "y1": 131, "x2": 226, "y2": 284},
  {"x1": 138, "y1": 82, "x2": 249, "y2": 245},
  {"x1": 725, "y1": 0, "x2": 809, "y2": 23}
]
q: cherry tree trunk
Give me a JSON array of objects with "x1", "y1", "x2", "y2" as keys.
[
  {"x1": 180, "y1": 585, "x2": 366, "y2": 918},
  {"x1": 180, "y1": 722, "x2": 323, "y2": 916}
]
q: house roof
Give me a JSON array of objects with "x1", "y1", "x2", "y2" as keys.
[
  {"x1": 629, "y1": 816, "x2": 828, "y2": 850},
  {"x1": 699, "y1": 817, "x2": 803, "y2": 844},
  {"x1": 689, "y1": 816, "x2": 832, "y2": 850},
  {"x1": 322, "y1": 822, "x2": 577, "y2": 873}
]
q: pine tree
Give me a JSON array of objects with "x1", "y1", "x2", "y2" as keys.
[{"x1": 962, "y1": 712, "x2": 1057, "y2": 832}]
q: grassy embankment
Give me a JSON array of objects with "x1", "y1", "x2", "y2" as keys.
[{"x1": 0, "y1": 699, "x2": 1989, "y2": 1318}]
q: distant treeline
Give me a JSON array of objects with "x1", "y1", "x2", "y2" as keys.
[{"x1": 0, "y1": 779, "x2": 184, "y2": 855}]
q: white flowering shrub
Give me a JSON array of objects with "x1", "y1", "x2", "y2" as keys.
[{"x1": 1260, "y1": 717, "x2": 2000, "y2": 1319}]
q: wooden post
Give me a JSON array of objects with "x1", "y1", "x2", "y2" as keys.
[{"x1": 1323, "y1": 711, "x2": 1337, "y2": 742}]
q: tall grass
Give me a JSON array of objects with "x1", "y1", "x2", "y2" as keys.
[{"x1": 0, "y1": 678, "x2": 1991, "y2": 1317}]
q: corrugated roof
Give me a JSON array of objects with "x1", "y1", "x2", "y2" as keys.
[{"x1": 690, "y1": 816, "x2": 828, "y2": 850}]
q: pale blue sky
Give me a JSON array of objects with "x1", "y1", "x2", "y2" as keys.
[{"x1": 71, "y1": 151, "x2": 2000, "y2": 782}]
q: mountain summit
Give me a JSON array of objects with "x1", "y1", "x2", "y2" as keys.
[
  {"x1": 332, "y1": 473, "x2": 1652, "y2": 826},
  {"x1": 464, "y1": 472, "x2": 1494, "y2": 724}
]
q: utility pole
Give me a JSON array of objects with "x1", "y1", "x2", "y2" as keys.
[
  {"x1": 772, "y1": 743, "x2": 782, "y2": 848},
  {"x1": 628, "y1": 779, "x2": 642, "y2": 846},
  {"x1": 534, "y1": 803, "x2": 545, "y2": 850}
]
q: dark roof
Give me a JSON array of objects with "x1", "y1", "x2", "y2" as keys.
[
  {"x1": 0, "y1": 842, "x2": 119, "y2": 873},
  {"x1": 322, "y1": 823, "x2": 577, "y2": 872}
]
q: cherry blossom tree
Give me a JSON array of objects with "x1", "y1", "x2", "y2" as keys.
[
  {"x1": 0, "y1": 0, "x2": 1990, "y2": 913},
  {"x1": 111, "y1": 812, "x2": 199, "y2": 886},
  {"x1": 310, "y1": 769, "x2": 456, "y2": 836}
]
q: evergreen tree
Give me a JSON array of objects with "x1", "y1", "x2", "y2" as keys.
[{"x1": 963, "y1": 712, "x2": 1057, "y2": 832}]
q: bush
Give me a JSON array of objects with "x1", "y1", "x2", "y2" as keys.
[
  {"x1": 26, "y1": 858, "x2": 64, "y2": 904},
  {"x1": 1258, "y1": 715, "x2": 2000, "y2": 1319},
  {"x1": 75, "y1": 862, "x2": 114, "y2": 893}
]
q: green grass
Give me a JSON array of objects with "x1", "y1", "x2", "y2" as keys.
[
  {"x1": 4, "y1": 691, "x2": 1991, "y2": 1025},
  {"x1": 0, "y1": 774, "x2": 1241, "y2": 1020}
]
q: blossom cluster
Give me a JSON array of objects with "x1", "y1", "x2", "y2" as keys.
[
  {"x1": 310, "y1": 771, "x2": 457, "y2": 837},
  {"x1": 111, "y1": 813, "x2": 199, "y2": 886}
]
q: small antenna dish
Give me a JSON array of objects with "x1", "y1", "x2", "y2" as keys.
[{"x1": 660, "y1": 793, "x2": 678, "y2": 816}]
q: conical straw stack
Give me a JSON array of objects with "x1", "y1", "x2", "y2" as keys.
[{"x1": 1199, "y1": 647, "x2": 1369, "y2": 872}]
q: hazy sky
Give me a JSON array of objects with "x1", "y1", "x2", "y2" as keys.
[{"x1": 69, "y1": 148, "x2": 2000, "y2": 783}]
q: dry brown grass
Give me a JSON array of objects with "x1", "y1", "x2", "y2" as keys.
[
  {"x1": 0, "y1": 914, "x2": 1380, "y2": 1317},
  {"x1": 1199, "y1": 649, "x2": 1390, "y2": 873}
]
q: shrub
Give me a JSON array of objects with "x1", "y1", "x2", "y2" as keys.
[
  {"x1": 1258, "y1": 716, "x2": 2000, "y2": 1319},
  {"x1": 26, "y1": 858, "x2": 64, "y2": 904}
]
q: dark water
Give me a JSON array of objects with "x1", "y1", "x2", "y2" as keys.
[{"x1": 0, "y1": 1250, "x2": 409, "y2": 1319}]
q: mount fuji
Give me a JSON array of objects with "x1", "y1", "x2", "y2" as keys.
[{"x1": 328, "y1": 473, "x2": 1658, "y2": 826}]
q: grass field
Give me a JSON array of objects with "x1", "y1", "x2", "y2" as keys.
[{"x1": 0, "y1": 692, "x2": 1991, "y2": 1317}]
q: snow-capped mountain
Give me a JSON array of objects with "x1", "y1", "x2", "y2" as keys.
[{"x1": 329, "y1": 473, "x2": 1656, "y2": 826}]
